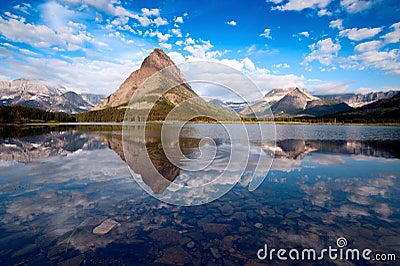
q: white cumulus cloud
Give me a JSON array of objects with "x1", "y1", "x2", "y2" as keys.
[
  {"x1": 272, "y1": 0, "x2": 330, "y2": 11},
  {"x1": 141, "y1": 8, "x2": 160, "y2": 17},
  {"x1": 317, "y1": 9, "x2": 332, "y2": 16},
  {"x1": 381, "y1": 22, "x2": 400, "y2": 44},
  {"x1": 340, "y1": 0, "x2": 374, "y2": 13},
  {"x1": 152, "y1": 16, "x2": 168, "y2": 27},
  {"x1": 354, "y1": 40, "x2": 382, "y2": 52},
  {"x1": 171, "y1": 28, "x2": 182, "y2": 37},
  {"x1": 0, "y1": 16, "x2": 95, "y2": 51},
  {"x1": 349, "y1": 48, "x2": 400, "y2": 75},
  {"x1": 274, "y1": 63, "x2": 291, "y2": 68},
  {"x1": 226, "y1": 20, "x2": 237, "y2": 26},
  {"x1": 84, "y1": 0, "x2": 133, "y2": 17},
  {"x1": 259, "y1": 28, "x2": 272, "y2": 39},
  {"x1": 299, "y1": 31, "x2": 310, "y2": 37},
  {"x1": 145, "y1": 30, "x2": 171, "y2": 42},
  {"x1": 339, "y1": 27, "x2": 382, "y2": 41},
  {"x1": 329, "y1": 19, "x2": 343, "y2": 30},
  {"x1": 184, "y1": 40, "x2": 221, "y2": 59},
  {"x1": 304, "y1": 38, "x2": 341, "y2": 66},
  {"x1": 159, "y1": 42, "x2": 172, "y2": 50},
  {"x1": 310, "y1": 81, "x2": 352, "y2": 94},
  {"x1": 175, "y1": 16, "x2": 183, "y2": 23}
]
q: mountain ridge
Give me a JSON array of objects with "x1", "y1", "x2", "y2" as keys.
[
  {"x1": 0, "y1": 78, "x2": 104, "y2": 113},
  {"x1": 240, "y1": 87, "x2": 398, "y2": 118},
  {"x1": 316, "y1": 90, "x2": 399, "y2": 108}
]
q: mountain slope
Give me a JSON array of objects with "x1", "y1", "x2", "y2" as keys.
[
  {"x1": 241, "y1": 87, "x2": 324, "y2": 117},
  {"x1": 301, "y1": 101, "x2": 353, "y2": 116},
  {"x1": 0, "y1": 79, "x2": 101, "y2": 113},
  {"x1": 271, "y1": 88, "x2": 320, "y2": 115},
  {"x1": 333, "y1": 93, "x2": 400, "y2": 120},
  {"x1": 94, "y1": 48, "x2": 237, "y2": 122},
  {"x1": 94, "y1": 48, "x2": 191, "y2": 110},
  {"x1": 264, "y1": 87, "x2": 319, "y2": 104}
]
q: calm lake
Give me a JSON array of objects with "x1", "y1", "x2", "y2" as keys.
[{"x1": 0, "y1": 124, "x2": 399, "y2": 265}]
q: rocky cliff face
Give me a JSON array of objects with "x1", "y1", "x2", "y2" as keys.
[
  {"x1": 93, "y1": 48, "x2": 191, "y2": 110},
  {"x1": 0, "y1": 79, "x2": 102, "y2": 113}
]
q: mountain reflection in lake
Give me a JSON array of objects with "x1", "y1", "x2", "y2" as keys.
[
  {"x1": 122, "y1": 125, "x2": 204, "y2": 195},
  {"x1": 0, "y1": 124, "x2": 399, "y2": 265}
]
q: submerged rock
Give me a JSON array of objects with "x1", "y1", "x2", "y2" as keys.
[
  {"x1": 201, "y1": 223, "x2": 230, "y2": 236},
  {"x1": 154, "y1": 247, "x2": 192, "y2": 265},
  {"x1": 179, "y1": 236, "x2": 192, "y2": 246},
  {"x1": 126, "y1": 228, "x2": 137, "y2": 239},
  {"x1": 220, "y1": 235, "x2": 239, "y2": 252},
  {"x1": 92, "y1": 218, "x2": 120, "y2": 235},
  {"x1": 210, "y1": 247, "x2": 222, "y2": 259},
  {"x1": 186, "y1": 241, "x2": 195, "y2": 249},
  {"x1": 232, "y1": 212, "x2": 247, "y2": 220},
  {"x1": 245, "y1": 259, "x2": 265, "y2": 266},
  {"x1": 58, "y1": 254, "x2": 85, "y2": 266},
  {"x1": 254, "y1": 223, "x2": 263, "y2": 229},
  {"x1": 11, "y1": 243, "x2": 37, "y2": 257},
  {"x1": 149, "y1": 227, "x2": 181, "y2": 246},
  {"x1": 219, "y1": 204, "x2": 234, "y2": 216}
]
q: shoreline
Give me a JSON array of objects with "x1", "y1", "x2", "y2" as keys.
[{"x1": 1, "y1": 121, "x2": 399, "y2": 127}]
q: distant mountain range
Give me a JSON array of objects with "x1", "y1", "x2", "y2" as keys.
[
  {"x1": 317, "y1": 91, "x2": 400, "y2": 108},
  {"x1": 331, "y1": 92, "x2": 400, "y2": 121},
  {"x1": 0, "y1": 79, "x2": 104, "y2": 113},
  {"x1": 240, "y1": 87, "x2": 399, "y2": 118}
]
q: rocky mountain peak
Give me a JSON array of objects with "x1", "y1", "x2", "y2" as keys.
[
  {"x1": 287, "y1": 87, "x2": 320, "y2": 101},
  {"x1": 141, "y1": 48, "x2": 175, "y2": 71},
  {"x1": 93, "y1": 48, "x2": 189, "y2": 110},
  {"x1": 263, "y1": 87, "x2": 319, "y2": 104}
]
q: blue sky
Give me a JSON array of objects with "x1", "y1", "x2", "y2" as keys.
[{"x1": 0, "y1": 0, "x2": 399, "y2": 97}]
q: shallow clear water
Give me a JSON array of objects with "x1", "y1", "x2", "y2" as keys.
[{"x1": 0, "y1": 124, "x2": 399, "y2": 265}]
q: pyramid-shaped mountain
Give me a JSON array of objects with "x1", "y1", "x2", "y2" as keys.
[
  {"x1": 94, "y1": 48, "x2": 193, "y2": 110},
  {"x1": 93, "y1": 48, "x2": 236, "y2": 122}
]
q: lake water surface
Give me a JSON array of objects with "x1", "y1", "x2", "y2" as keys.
[{"x1": 0, "y1": 124, "x2": 399, "y2": 265}]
